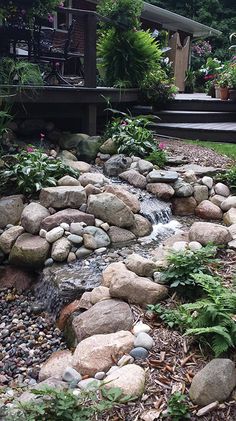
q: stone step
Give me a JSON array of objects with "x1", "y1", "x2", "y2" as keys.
[{"x1": 156, "y1": 110, "x2": 236, "y2": 123}]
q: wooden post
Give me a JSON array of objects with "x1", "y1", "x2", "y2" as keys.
[
  {"x1": 84, "y1": 103, "x2": 97, "y2": 135},
  {"x1": 84, "y1": 13, "x2": 97, "y2": 88}
]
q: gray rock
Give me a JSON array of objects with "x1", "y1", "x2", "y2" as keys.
[
  {"x1": 44, "y1": 258, "x2": 54, "y2": 267},
  {"x1": 94, "y1": 371, "x2": 106, "y2": 380},
  {"x1": 21, "y1": 202, "x2": 50, "y2": 234},
  {"x1": 70, "y1": 222, "x2": 84, "y2": 236},
  {"x1": 62, "y1": 367, "x2": 82, "y2": 384},
  {"x1": 60, "y1": 150, "x2": 78, "y2": 161},
  {"x1": 40, "y1": 186, "x2": 86, "y2": 209},
  {"x1": 83, "y1": 226, "x2": 110, "y2": 248},
  {"x1": 214, "y1": 182, "x2": 230, "y2": 197},
  {"x1": 41, "y1": 209, "x2": 94, "y2": 231},
  {"x1": 119, "y1": 169, "x2": 147, "y2": 189},
  {"x1": 134, "y1": 332, "x2": 154, "y2": 350},
  {"x1": 108, "y1": 226, "x2": 136, "y2": 245},
  {"x1": 202, "y1": 176, "x2": 213, "y2": 189},
  {"x1": 79, "y1": 172, "x2": 108, "y2": 187},
  {"x1": 78, "y1": 135, "x2": 102, "y2": 161},
  {"x1": 104, "y1": 154, "x2": 131, "y2": 177},
  {"x1": 173, "y1": 179, "x2": 193, "y2": 197},
  {"x1": 51, "y1": 237, "x2": 71, "y2": 262},
  {"x1": 0, "y1": 226, "x2": 24, "y2": 254},
  {"x1": 221, "y1": 196, "x2": 236, "y2": 212},
  {"x1": 0, "y1": 195, "x2": 24, "y2": 228},
  {"x1": 147, "y1": 170, "x2": 178, "y2": 183},
  {"x1": 59, "y1": 132, "x2": 89, "y2": 150},
  {"x1": 67, "y1": 234, "x2": 83, "y2": 245},
  {"x1": 46, "y1": 227, "x2": 64, "y2": 243},
  {"x1": 194, "y1": 185, "x2": 209, "y2": 203},
  {"x1": 57, "y1": 175, "x2": 81, "y2": 186},
  {"x1": 75, "y1": 246, "x2": 93, "y2": 259},
  {"x1": 171, "y1": 164, "x2": 221, "y2": 176},
  {"x1": 125, "y1": 253, "x2": 156, "y2": 277},
  {"x1": 78, "y1": 378, "x2": 101, "y2": 390},
  {"x1": 130, "y1": 347, "x2": 149, "y2": 360},
  {"x1": 189, "y1": 222, "x2": 232, "y2": 245},
  {"x1": 189, "y1": 359, "x2": 236, "y2": 406},
  {"x1": 9, "y1": 233, "x2": 50, "y2": 268},
  {"x1": 211, "y1": 194, "x2": 229, "y2": 208},
  {"x1": 137, "y1": 159, "x2": 153, "y2": 174},
  {"x1": 130, "y1": 214, "x2": 152, "y2": 237}
]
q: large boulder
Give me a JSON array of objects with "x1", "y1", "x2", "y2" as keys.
[
  {"x1": 223, "y1": 208, "x2": 236, "y2": 226},
  {"x1": 189, "y1": 222, "x2": 232, "y2": 245},
  {"x1": 41, "y1": 209, "x2": 95, "y2": 231},
  {"x1": 87, "y1": 193, "x2": 135, "y2": 228},
  {"x1": 195, "y1": 200, "x2": 223, "y2": 220},
  {"x1": 69, "y1": 299, "x2": 133, "y2": 345},
  {"x1": 221, "y1": 196, "x2": 236, "y2": 212},
  {"x1": 125, "y1": 253, "x2": 157, "y2": 277},
  {"x1": 83, "y1": 226, "x2": 110, "y2": 249},
  {"x1": 172, "y1": 197, "x2": 197, "y2": 216},
  {"x1": 72, "y1": 331, "x2": 134, "y2": 376},
  {"x1": 0, "y1": 195, "x2": 24, "y2": 228},
  {"x1": 9, "y1": 233, "x2": 50, "y2": 268},
  {"x1": 214, "y1": 183, "x2": 230, "y2": 197},
  {"x1": 189, "y1": 359, "x2": 236, "y2": 406},
  {"x1": 63, "y1": 159, "x2": 91, "y2": 173},
  {"x1": 59, "y1": 132, "x2": 88, "y2": 150},
  {"x1": 146, "y1": 183, "x2": 174, "y2": 201},
  {"x1": 39, "y1": 350, "x2": 73, "y2": 381},
  {"x1": 40, "y1": 186, "x2": 86, "y2": 209},
  {"x1": 21, "y1": 202, "x2": 50, "y2": 234},
  {"x1": 108, "y1": 226, "x2": 136, "y2": 245},
  {"x1": 0, "y1": 266, "x2": 35, "y2": 292},
  {"x1": 104, "y1": 154, "x2": 131, "y2": 177},
  {"x1": 104, "y1": 185, "x2": 140, "y2": 213},
  {"x1": 104, "y1": 364, "x2": 145, "y2": 398},
  {"x1": 79, "y1": 173, "x2": 108, "y2": 187},
  {"x1": 0, "y1": 226, "x2": 24, "y2": 254},
  {"x1": 78, "y1": 135, "x2": 102, "y2": 161},
  {"x1": 100, "y1": 138, "x2": 117, "y2": 155},
  {"x1": 119, "y1": 169, "x2": 147, "y2": 189},
  {"x1": 130, "y1": 214, "x2": 152, "y2": 237}
]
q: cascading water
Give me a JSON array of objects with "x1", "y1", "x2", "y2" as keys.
[{"x1": 140, "y1": 197, "x2": 172, "y2": 224}]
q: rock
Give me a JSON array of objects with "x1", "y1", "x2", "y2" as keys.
[
  {"x1": 100, "y1": 138, "x2": 117, "y2": 155},
  {"x1": 57, "y1": 175, "x2": 81, "y2": 186},
  {"x1": 70, "y1": 222, "x2": 84, "y2": 236},
  {"x1": 72, "y1": 331, "x2": 134, "y2": 376},
  {"x1": 0, "y1": 195, "x2": 24, "y2": 228},
  {"x1": 119, "y1": 169, "x2": 147, "y2": 189},
  {"x1": 39, "y1": 350, "x2": 73, "y2": 381},
  {"x1": 90, "y1": 286, "x2": 111, "y2": 304},
  {"x1": 189, "y1": 359, "x2": 236, "y2": 406},
  {"x1": 130, "y1": 347, "x2": 149, "y2": 360},
  {"x1": 189, "y1": 241, "x2": 202, "y2": 251},
  {"x1": 51, "y1": 237, "x2": 71, "y2": 262},
  {"x1": 189, "y1": 222, "x2": 232, "y2": 245},
  {"x1": 117, "y1": 355, "x2": 134, "y2": 367},
  {"x1": 64, "y1": 160, "x2": 91, "y2": 173},
  {"x1": 202, "y1": 176, "x2": 213, "y2": 189},
  {"x1": 214, "y1": 183, "x2": 230, "y2": 197},
  {"x1": 108, "y1": 226, "x2": 136, "y2": 245},
  {"x1": 134, "y1": 332, "x2": 154, "y2": 350},
  {"x1": 221, "y1": 196, "x2": 236, "y2": 212},
  {"x1": 104, "y1": 154, "x2": 131, "y2": 177},
  {"x1": 94, "y1": 371, "x2": 106, "y2": 380},
  {"x1": 9, "y1": 233, "x2": 50, "y2": 268},
  {"x1": 79, "y1": 378, "x2": 101, "y2": 390},
  {"x1": 84, "y1": 184, "x2": 102, "y2": 196},
  {"x1": 78, "y1": 135, "x2": 102, "y2": 161},
  {"x1": 147, "y1": 170, "x2": 178, "y2": 183},
  {"x1": 223, "y1": 208, "x2": 236, "y2": 225},
  {"x1": 146, "y1": 183, "x2": 175, "y2": 200},
  {"x1": 41, "y1": 209, "x2": 95, "y2": 231},
  {"x1": 59, "y1": 132, "x2": 89, "y2": 150},
  {"x1": 195, "y1": 200, "x2": 223, "y2": 220},
  {"x1": 60, "y1": 223, "x2": 70, "y2": 230},
  {"x1": 108, "y1": 263, "x2": 168, "y2": 307},
  {"x1": 130, "y1": 214, "x2": 152, "y2": 237},
  {"x1": 104, "y1": 364, "x2": 145, "y2": 398},
  {"x1": 172, "y1": 197, "x2": 197, "y2": 216},
  {"x1": 44, "y1": 257, "x2": 54, "y2": 267},
  {"x1": 182, "y1": 170, "x2": 197, "y2": 183},
  {"x1": 19, "y1": 377, "x2": 68, "y2": 403},
  {"x1": 79, "y1": 172, "x2": 108, "y2": 187},
  {"x1": 67, "y1": 234, "x2": 83, "y2": 245},
  {"x1": 75, "y1": 246, "x2": 93, "y2": 259},
  {"x1": 57, "y1": 300, "x2": 82, "y2": 330},
  {"x1": 104, "y1": 185, "x2": 140, "y2": 213},
  {"x1": 172, "y1": 164, "x2": 219, "y2": 177},
  {"x1": 83, "y1": 226, "x2": 110, "y2": 248},
  {"x1": 228, "y1": 239, "x2": 236, "y2": 250},
  {"x1": 21, "y1": 203, "x2": 50, "y2": 234},
  {"x1": 62, "y1": 367, "x2": 82, "y2": 384},
  {"x1": 0, "y1": 226, "x2": 24, "y2": 254},
  {"x1": 137, "y1": 159, "x2": 153, "y2": 174},
  {"x1": 40, "y1": 186, "x2": 86, "y2": 209},
  {"x1": 125, "y1": 253, "x2": 156, "y2": 277},
  {"x1": 194, "y1": 185, "x2": 209, "y2": 203},
  {"x1": 102, "y1": 262, "x2": 126, "y2": 287},
  {"x1": 45, "y1": 227, "x2": 64, "y2": 243},
  {"x1": 60, "y1": 150, "x2": 78, "y2": 161},
  {"x1": 70, "y1": 299, "x2": 133, "y2": 345},
  {"x1": 173, "y1": 179, "x2": 193, "y2": 197},
  {"x1": 133, "y1": 322, "x2": 151, "y2": 336},
  {"x1": 210, "y1": 194, "x2": 226, "y2": 207},
  {"x1": 172, "y1": 241, "x2": 188, "y2": 251},
  {"x1": 87, "y1": 193, "x2": 135, "y2": 228},
  {"x1": 229, "y1": 224, "x2": 236, "y2": 239},
  {"x1": 0, "y1": 266, "x2": 35, "y2": 292}
]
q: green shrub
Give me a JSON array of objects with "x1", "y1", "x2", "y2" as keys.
[
  {"x1": 0, "y1": 58, "x2": 43, "y2": 87},
  {"x1": 218, "y1": 166, "x2": 236, "y2": 190},
  {"x1": 97, "y1": 29, "x2": 162, "y2": 88},
  {"x1": 163, "y1": 392, "x2": 190, "y2": 420},
  {"x1": 140, "y1": 68, "x2": 177, "y2": 107},
  {"x1": 145, "y1": 148, "x2": 167, "y2": 168},
  {"x1": 149, "y1": 273, "x2": 236, "y2": 356},
  {"x1": 97, "y1": 0, "x2": 143, "y2": 30},
  {"x1": 0, "y1": 148, "x2": 79, "y2": 195},
  {"x1": 7, "y1": 385, "x2": 131, "y2": 421}
]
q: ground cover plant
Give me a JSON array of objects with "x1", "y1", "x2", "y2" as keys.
[
  {"x1": 0, "y1": 147, "x2": 79, "y2": 195},
  {"x1": 163, "y1": 392, "x2": 190, "y2": 420},
  {"x1": 218, "y1": 165, "x2": 236, "y2": 190}
]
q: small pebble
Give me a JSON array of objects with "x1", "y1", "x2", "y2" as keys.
[
  {"x1": 67, "y1": 234, "x2": 83, "y2": 245},
  {"x1": 62, "y1": 367, "x2": 82, "y2": 384},
  {"x1": 130, "y1": 347, "x2": 149, "y2": 360},
  {"x1": 94, "y1": 371, "x2": 106, "y2": 380},
  {"x1": 117, "y1": 355, "x2": 134, "y2": 367},
  {"x1": 44, "y1": 258, "x2": 54, "y2": 267},
  {"x1": 133, "y1": 321, "x2": 151, "y2": 336},
  {"x1": 60, "y1": 223, "x2": 70, "y2": 231},
  {"x1": 134, "y1": 332, "x2": 154, "y2": 350}
]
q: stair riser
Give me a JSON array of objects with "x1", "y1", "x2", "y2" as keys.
[
  {"x1": 156, "y1": 113, "x2": 236, "y2": 124},
  {"x1": 155, "y1": 127, "x2": 236, "y2": 143},
  {"x1": 164, "y1": 100, "x2": 236, "y2": 112}
]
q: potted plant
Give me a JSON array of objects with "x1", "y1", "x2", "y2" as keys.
[
  {"x1": 227, "y1": 65, "x2": 236, "y2": 101},
  {"x1": 218, "y1": 72, "x2": 230, "y2": 100}
]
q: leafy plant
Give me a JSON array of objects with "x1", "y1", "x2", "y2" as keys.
[
  {"x1": 7, "y1": 385, "x2": 131, "y2": 421},
  {"x1": 103, "y1": 109, "x2": 160, "y2": 157},
  {"x1": 163, "y1": 392, "x2": 190, "y2": 420},
  {"x1": 145, "y1": 148, "x2": 167, "y2": 168},
  {"x1": 217, "y1": 165, "x2": 236, "y2": 190},
  {"x1": 149, "y1": 273, "x2": 236, "y2": 356},
  {"x1": 0, "y1": 58, "x2": 43, "y2": 87},
  {"x1": 97, "y1": 0, "x2": 143, "y2": 31},
  {"x1": 159, "y1": 245, "x2": 218, "y2": 298},
  {"x1": 0, "y1": 109, "x2": 12, "y2": 138},
  {"x1": 0, "y1": 148, "x2": 79, "y2": 195},
  {"x1": 140, "y1": 67, "x2": 177, "y2": 107}
]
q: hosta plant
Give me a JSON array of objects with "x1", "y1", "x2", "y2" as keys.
[{"x1": 0, "y1": 147, "x2": 79, "y2": 195}]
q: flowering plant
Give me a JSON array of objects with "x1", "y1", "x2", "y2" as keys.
[
  {"x1": 192, "y1": 40, "x2": 212, "y2": 58},
  {"x1": 0, "y1": 0, "x2": 63, "y2": 19}
]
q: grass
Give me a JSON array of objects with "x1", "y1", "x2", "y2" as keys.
[{"x1": 184, "y1": 140, "x2": 236, "y2": 160}]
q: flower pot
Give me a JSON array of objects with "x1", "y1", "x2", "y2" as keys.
[
  {"x1": 229, "y1": 89, "x2": 236, "y2": 102},
  {"x1": 220, "y1": 87, "x2": 229, "y2": 101},
  {"x1": 215, "y1": 86, "x2": 221, "y2": 99}
]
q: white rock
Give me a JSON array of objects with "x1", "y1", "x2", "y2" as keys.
[
  {"x1": 101, "y1": 223, "x2": 109, "y2": 231},
  {"x1": 60, "y1": 223, "x2": 70, "y2": 231},
  {"x1": 94, "y1": 372, "x2": 106, "y2": 380},
  {"x1": 172, "y1": 241, "x2": 188, "y2": 252},
  {"x1": 134, "y1": 332, "x2": 154, "y2": 350},
  {"x1": 188, "y1": 241, "x2": 202, "y2": 251},
  {"x1": 202, "y1": 176, "x2": 213, "y2": 189},
  {"x1": 78, "y1": 378, "x2": 101, "y2": 390},
  {"x1": 39, "y1": 229, "x2": 47, "y2": 238},
  {"x1": 106, "y1": 366, "x2": 119, "y2": 376},
  {"x1": 117, "y1": 355, "x2": 134, "y2": 367},
  {"x1": 133, "y1": 322, "x2": 151, "y2": 336},
  {"x1": 46, "y1": 227, "x2": 64, "y2": 243},
  {"x1": 95, "y1": 218, "x2": 104, "y2": 227}
]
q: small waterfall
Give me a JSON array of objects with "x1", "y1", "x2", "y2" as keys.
[{"x1": 140, "y1": 197, "x2": 172, "y2": 224}]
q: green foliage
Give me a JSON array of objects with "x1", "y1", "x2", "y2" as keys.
[
  {"x1": 159, "y1": 245, "x2": 218, "y2": 298},
  {"x1": 103, "y1": 109, "x2": 160, "y2": 157},
  {"x1": 0, "y1": 0, "x2": 62, "y2": 18},
  {"x1": 149, "y1": 273, "x2": 236, "y2": 356},
  {"x1": 97, "y1": 28, "x2": 163, "y2": 88},
  {"x1": 7, "y1": 385, "x2": 131, "y2": 421},
  {"x1": 97, "y1": 0, "x2": 143, "y2": 30},
  {"x1": 163, "y1": 392, "x2": 190, "y2": 420},
  {"x1": 218, "y1": 165, "x2": 236, "y2": 190},
  {"x1": 0, "y1": 58, "x2": 43, "y2": 87},
  {"x1": 145, "y1": 148, "x2": 167, "y2": 168},
  {"x1": 139, "y1": 68, "x2": 177, "y2": 107},
  {"x1": 0, "y1": 109, "x2": 12, "y2": 138},
  {"x1": 0, "y1": 148, "x2": 79, "y2": 195}
]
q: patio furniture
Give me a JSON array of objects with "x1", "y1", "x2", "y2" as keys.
[{"x1": 2, "y1": 16, "x2": 32, "y2": 59}]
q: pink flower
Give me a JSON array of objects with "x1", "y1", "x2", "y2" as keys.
[
  {"x1": 40, "y1": 133, "x2": 45, "y2": 140},
  {"x1": 48, "y1": 14, "x2": 54, "y2": 23},
  {"x1": 159, "y1": 143, "x2": 165, "y2": 150},
  {"x1": 26, "y1": 146, "x2": 34, "y2": 153},
  {"x1": 59, "y1": 2, "x2": 64, "y2": 7}
]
